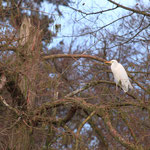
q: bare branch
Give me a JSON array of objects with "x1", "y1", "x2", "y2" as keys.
[
  {"x1": 128, "y1": 73, "x2": 150, "y2": 94},
  {"x1": 34, "y1": 97, "x2": 148, "y2": 117},
  {"x1": 59, "y1": 13, "x2": 133, "y2": 37},
  {"x1": 108, "y1": 0, "x2": 150, "y2": 16},
  {"x1": 0, "y1": 95, "x2": 19, "y2": 115},
  {"x1": 108, "y1": 23, "x2": 150, "y2": 49},
  {"x1": 0, "y1": 117, "x2": 21, "y2": 134},
  {"x1": 65, "y1": 80, "x2": 115, "y2": 97},
  {"x1": 102, "y1": 111, "x2": 139, "y2": 150},
  {"x1": 75, "y1": 111, "x2": 96, "y2": 150},
  {"x1": 43, "y1": 54, "x2": 106, "y2": 62},
  {"x1": 68, "y1": 5, "x2": 118, "y2": 15}
]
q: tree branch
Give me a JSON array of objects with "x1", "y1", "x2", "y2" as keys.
[
  {"x1": 42, "y1": 54, "x2": 106, "y2": 62},
  {"x1": 65, "y1": 80, "x2": 115, "y2": 97},
  {"x1": 128, "y1": 73, "x2": 150, "y2": 94},
  {"x1": 0, "y1": 116, "x2": 21, "y2": 134},
  {"x1": 84, "y1": 110, "x2": 109, "y2": 149},
  {"x1": 53, "y1": 106, "x2": 77, "y2": 126},
  {"x1": 0, "y1": 95, "x2": 20, "y2": 115},
  {"x1": 33, "y1": 96, "x2": 149, "y2": 118},
  {"x1": 75, "y1": 110, "x2": 96, "y2": 150},
  {"x1": 68, "y1": 5, "x2": 118, "y2": 15},
  {"x1": 108, "y1": 23, "x2": 150, "y2": 49},
  {"x1": 43, "y1": 53, "x2": 149, "y2": 95},
  {"x1": 102, "y1": 111, "x2": 139, "y2": 150},
  {"x1": 108, "y1": 0, "x2": 150, "y2": 16}
]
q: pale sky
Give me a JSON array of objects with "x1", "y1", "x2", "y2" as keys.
[{"x1": 41, "y1": 0, "x2": 150, "y2": 49}]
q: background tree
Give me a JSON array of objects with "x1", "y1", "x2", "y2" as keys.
[{"x1": 0, "y1": 0, "x2": 150, "y2": 149}]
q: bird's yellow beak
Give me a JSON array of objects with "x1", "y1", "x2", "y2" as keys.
[{"x1": 105, "y1": 61, "x2": 111, "y2": 64}]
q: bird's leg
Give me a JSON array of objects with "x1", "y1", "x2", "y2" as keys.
[{"x1": 116, "y1": 84, "x2": 118, "y2": 91}]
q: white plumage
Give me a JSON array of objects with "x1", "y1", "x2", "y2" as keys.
[{"x1": 105, "y1": 60, "x2": 133, "y2": 92}]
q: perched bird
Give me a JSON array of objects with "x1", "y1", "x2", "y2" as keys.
[{"x1": 105, "y1": 60, "x2": 133, "y2": 92}]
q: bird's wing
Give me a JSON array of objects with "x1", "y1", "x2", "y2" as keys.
[
  {"x1": 111, "y1": 64, "x2": 127, "y2": 83},
  {"x1": 116, "y1": 64, "x2": 129, "y2": 79}
]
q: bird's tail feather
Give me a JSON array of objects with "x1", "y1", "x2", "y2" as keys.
[
  {"x1": 129, "y1": 81, "x2": 133, "y2": 90},
  {"x1": 121, "y1": 80, "x2": 133, "y2": 92}
]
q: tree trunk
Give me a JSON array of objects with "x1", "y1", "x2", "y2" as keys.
[{"x1": 19, "y1": 16, "x2": 42, "y2": 110}]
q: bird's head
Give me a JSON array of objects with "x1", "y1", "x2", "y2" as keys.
[{"x1": 105, "y1": 60, "x2": 118, "y2": 64}]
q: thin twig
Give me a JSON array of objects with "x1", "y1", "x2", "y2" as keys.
[{"x1": 68, "y1": 5, "x2": 118, "y2": 15}]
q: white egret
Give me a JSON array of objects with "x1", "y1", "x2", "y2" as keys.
[{"x1": 105, "y1": 60, "x2": 133, "y2": 92}]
